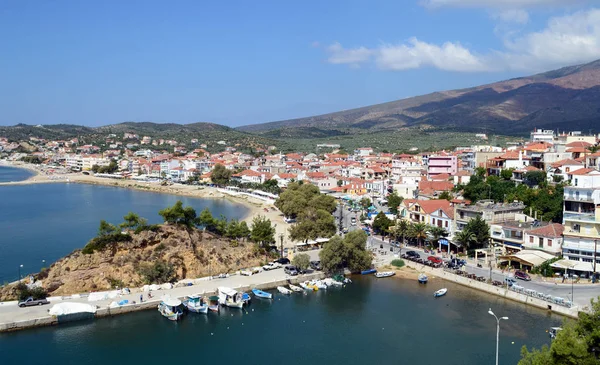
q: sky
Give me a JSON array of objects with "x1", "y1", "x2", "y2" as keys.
[{"x1": 1, "y1": 0, "x2": 600, "y2": 127}]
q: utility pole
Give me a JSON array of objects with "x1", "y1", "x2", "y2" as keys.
[
  {"x1": 279, "y1": 233, "x2": 284, "y2": 258},
  {"x1": 594, "y1": 240, "x2": 597, "y2": 278}
]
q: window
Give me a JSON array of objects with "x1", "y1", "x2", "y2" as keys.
[
  {"x1": 548, "y1": 239, "x2": 552, "y2": 247},
  {"x1": 445, "y1": 221, "x2": 448, "y2": 228},
  {"x1": 539, "y1": 237, "x2": 543, "y2": 249},
  {"x1": 529, "y1": 236, "x2": 534, "y2": 243}
]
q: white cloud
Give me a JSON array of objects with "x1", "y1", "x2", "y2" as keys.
[
  {"x1": 493, "y1": 9, "x2": 530, "y2": 24},
  {"x1": 421, "y1": 0, "x2": 585, "y2": 8},
  {"x1": 324, "y1": 8, "x2": 600, "y2": 73}
]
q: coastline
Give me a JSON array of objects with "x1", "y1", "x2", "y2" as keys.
[{"x1": 0, "y1": 162, "x2": 287, "y2": 238}]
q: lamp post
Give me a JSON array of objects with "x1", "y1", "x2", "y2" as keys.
[
  {"x1": 42, "y1": 260, "x2": 46, "y2": 270},
  {"x1": 18, "y1": 264, "x2": 23, "y2": 281},
  {"x1": 488, "y1": 308, "x2": 509, "y2": 365}
]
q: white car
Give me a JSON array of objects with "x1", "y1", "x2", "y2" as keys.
[
  {"x1": 262, "y1": 262, "x2": 281, "y2": 271},
  {"x1": 251, "y1": 267, "x2": 263, "y2": 274},
  {"x1": 240, "y1": 269, "x2": 253, "y2": 276}
]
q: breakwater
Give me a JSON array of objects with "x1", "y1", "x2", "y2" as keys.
[{"x1": 403, "y1": 260, "x2": 579, "y2": 318}]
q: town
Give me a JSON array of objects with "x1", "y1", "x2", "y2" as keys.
[{"x1": 2, "y1": 127, "x2": 600, "y2": 282}]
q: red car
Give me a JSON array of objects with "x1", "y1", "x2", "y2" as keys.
[
  {"x1": 427, "y1": 256, "x2": 442, "y2": 264},
  {"x1": 514, "y1": 270, "x2": 531, "y2": 281}
]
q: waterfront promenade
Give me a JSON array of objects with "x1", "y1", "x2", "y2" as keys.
[{"x1": 0, "y1": 269, "x2": 324, "y2": 332}]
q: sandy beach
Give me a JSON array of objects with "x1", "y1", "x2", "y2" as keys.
[{"x1": 0, "y1": 162, "x2": 290, "y2": 245}]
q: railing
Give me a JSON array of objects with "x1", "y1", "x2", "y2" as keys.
[
  {"x1": 563, "y1": 212, "x2": 597, "y2": 222},
  {"x1": 563, "y1": 195, "x2": 595, "y2": 203}
]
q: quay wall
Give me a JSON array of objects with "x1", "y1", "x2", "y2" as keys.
[
  {"x1": 0, "y1": 272, "x2": 325, "y2": 333},
  {"x1": 404, "y1": 261, "x2": 579, "y2": 319}
]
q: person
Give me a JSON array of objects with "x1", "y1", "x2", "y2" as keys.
[
  {"x1": 148, "y1": 292, "x2": 153, "y2": 299},
  {"x1": 140, "y1": 294, "x2": 143, "y2": 303}
]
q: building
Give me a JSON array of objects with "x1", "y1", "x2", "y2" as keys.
[
  {"x1": 561, "y1": 169, "x2": 600, "y2": 269},
  {"x1": 523, "y1": 223, "x2": 564, "y2": 255},
  {"x1": 454, "y1": 201, "x2": 526, "y2": 233},
  {"x1": 427, "y1": 153, "x2": 457, "y2": 177},
  {"x1": 530, "y1": 129, "x2": 555, "y2": 143}
]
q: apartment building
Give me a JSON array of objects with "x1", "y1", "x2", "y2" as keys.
[
  {"x1": 427, "y1": 153, "x2": 457, "y2": 177},
  {"x1": 454, "y1": 201, "x2": 526, "y2": 233}
]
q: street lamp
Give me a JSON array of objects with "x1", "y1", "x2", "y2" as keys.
[
  {"x1": 488, "y1": 308, "x2": 509, "y2": 365},
  {"x1": 18, "y1": 264, "x2": 23, "y2": 281}
]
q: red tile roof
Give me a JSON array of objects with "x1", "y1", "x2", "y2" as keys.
[
  {"x1": 550, "y1": 159, "x2": 583, "y2": 168},
  {"x1": 527, "y1": 223, "x2": 564, "y2": 238},
  {"x1": 568, "y1": 168, "x2": 595, "y2": 176},
  {"x1": 566, "y1": 141, "x2": 592, "y2": 148}
]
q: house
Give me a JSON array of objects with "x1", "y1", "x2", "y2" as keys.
[
  {"x1": 417, "y1": 180, "x2": 454, "y2": 198},
  {"x1": 354, "y1": 148, "x2": 373, "y2": 157},
  {"x1": 548, "y1": 159, "x2": 584, "y2": 182},
  {"x1": 427, "y1": 153, "x2": 458, "y2": 177},
  {"x1": 523, "y1": 223, "x2": 564, "y2": 255}
]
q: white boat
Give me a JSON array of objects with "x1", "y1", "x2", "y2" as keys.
[
  {"x1": 323, "y1": 278, "x2": 343, "y2": 287},
  {"x1": 288, "y1": 284, "x2": 304, "y2": 292},
  {"x1": 299, "y1": 282, "x2": 315, "y2": 291},
  {"x1": 375, "y1": 271, "x2": 395, "y2": 278},
  {"x1": 277, "y1": 286, "x2": 292, "y2": 295},
  {"x1": 218, "y1": 287, "x2": 244, "y2": 308},
  {"x1": 418, "y1": 273, "x2": 428, "y2": 284},
  {"x1": 434, "y1": 288, "x2": 448, "y2": 298},
  {"x1": 183, "y1": 295, "x2": 208, "y2": 314},
  {"x1": 158, "y1": 296, "x2": 184, "y2": 321},
  {"x1": 311, "y1": 280, "x2": 327, "y2": 290}
]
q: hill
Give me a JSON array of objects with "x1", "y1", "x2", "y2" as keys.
[{"x1": 237, "y1": 59, "x2": 600, "y2": 136}]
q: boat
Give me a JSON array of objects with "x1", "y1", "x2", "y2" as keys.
[
  {"x1": 332, "y1": 274, "x2": 352, "y2": 284},
  {"x1": 183, "y1": 295, "x2": 208, "y2": 314},
  {"x1": 323, "y1": 278, "x2": 343, "y2": 287},
  {"x1": 208, "y1": 296, "x2": 220, "y2": 312},
  {"x1": 361, "y1": 268, "x2": 377, "y2": 275},
  {"x1": 288, "y1": 284, "x2": 304, "y2": 292},
  {"x1": 252, "y1": 288, "x2": 273, "y2": 299},
  {"x1": 418, "y1": 274, "x2": 428, "y2": 284},
  {"x1": 277, "y1": 286, "x2": 292, "y2": 295},
  {"x1": 300, "y1": 281, "x2": 318, "y2": 291},
  {"x1": 158, "y1": 296, "x2": 184, "y2": 321},
  {"x1": 434, "y1": 288, "x2": 448, "y2": 298},
  {"x1": 314, "y1": 280, "x2": 328, "y2": 290},
  {"x1": 218, "y1": 287, "x2": 244, "y2": 308},
  {"x1": 242, "y1": 292, "x2": 251, "y2": 305},
  {"x1": 549, "y1": 327, "x2": 563, "y2": 339},
  {"x1": 375, "y1": 271, "x2": 395, "y2": 278}
]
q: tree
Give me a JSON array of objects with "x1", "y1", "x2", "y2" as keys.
[
  {"x1": 337, "y1": 179, "x2": 343, "y2": 187},
  {"x1": 238, "y1": 221, "x2": 251, "y2": 240},
  {"x1": 158, "y1": 201, "x2": 197, "y2": 228},
  {"x1": 387, "y1": 192, "x2": 403, "y2": 215},
  {"x1": 372, "y1": 211, "x2": 392, "y2": 236},
  {"x1": 359, "y1": 197, "x2": 371, "y2": 212},
  {"x1": 409, "y1": 222, "x2": 428, "y2": 248},
  {"x1": 319, "y1": 236, "x2": 346, "y2": 273},
  {"x1": 98, "y1": 220, "x2": 117, "y2": 236},
  {"x1": 120, "y1": 212, "x2": 147, "y2": 230},
  {"x1": 211, "y1": 163, "x2": 232, "y2": 185},
  {"x1": 289, "y1": 208, "x2": 336, "y2": 243},
  {"x1": 137, "y1": 260, "x2": 175, "y2": 284},
  {"x1": 292, "y1": 253, "x2": 311, "y2": 272},
  {"x1": 250, "y1": 215, "x2": 275, "y2": 248},
  {"x1": 438, "y1": 190, "x2": 453, "y2": 201},
  {"x1": 275, "y1": 182, "x2": 336, "y2": 218},
  {"x1": 427, "y1": 225, "x2": 448, "y2": 246},
  {"x1": 319, "y1": 231, "x2": 372, "y2": 274},
  {"x1": 523, "y1": 170, "x2": 547, "y2": 187},
  {"x1": 393, "y1": 220, "x2": 410, "y2": 244},
  {"x1": 453, "y1": 229, "x2": 476, "y2": 253},
  {"x1": 197, "y1": 208, "x2": 215, "y2": 231},
  {"x1": 464, "y1": 216, "x2": 490, "y2": 248},
  {"x1": 500, "y1": 168, "x2": 514, "y2": 180}
]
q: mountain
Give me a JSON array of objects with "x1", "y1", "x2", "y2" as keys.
[{"x1": 238, "y1": 59, "x2": 600, "y2": 136}]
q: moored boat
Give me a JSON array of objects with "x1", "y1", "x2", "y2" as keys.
[
  {"x1": 288, "y1": 284, "x2": 303, "y2": 292},
  {"x1": 549, "y1": 327, "x2": 562, "y2": 339},
  {"x1": 218, "y1": 287, "x2": 244, "y2": 308},
  {"x1": 277, "y1": 286, "x2": 292, "y2": 295},
  {"x1": 434, "y1": 288, "x2": 447, "y2": 297},
  {"x1": 252, "y1": 288, "x2": 273, "y2": 299},
  {"x1": 208, "y1": 296, "x2": 220, "y2": 312},
  {"x1": 375, "y1": 271, "x2": 395, "y2": 278},
  {"x1": 418, "y1": 273, "x2": 428, "y2": 284},
  {"x1": 323, "y1": 278, "x2": 343, "y2": 287},
  {"x1": 242, "y1": 292, "x2": 251, "y2": 305},
  {"x1": 158, "y1": 296, "x2": 184, "y2": 321},
  {"x1": 183, "y1": 295, "x2": 208, "y2": 314},
  {"x1": 361, "y1": 269, "x2": 377, "y2": 275},
  {"x1": 311, "y1": 280, "x2": 327, "y2": 290}
]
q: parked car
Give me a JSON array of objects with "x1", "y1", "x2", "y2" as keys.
[
  {"x1": 514, "y1": 271, "x2": 531, "y2": 281},
  {"x1": 406, "y1": 251, "x2": 420, "y2": 259},
  {"x1": 310, "y1": 261, "x2": 322, "y2": 270},
  {"x1": 427, "y1": 256, "x2": 442, "y2": 264},
  {"x1": 284, "y1": 265, "x2": 299, "y2": 276},
  {"x1": 240, "y1": 268, "x2": 253, "y2": 276},
  {"x1": 262, "y1": 262, "x2": 280, "y2": 271},
  {"x1": 504, "y1": 277, "x2": 517, "y2": 286},
  {"x1": 275, "y1": 258, "x2": 291, "y2": 265},
  {"x1": 18, "y1": 297, "x2": 49, "y2": 308},
  {"x1": 342, "y1": 227, "x2": 349, "y2": 234}
]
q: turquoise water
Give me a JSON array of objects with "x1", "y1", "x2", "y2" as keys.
[
  {"x1": 0, "y1": 276, "x2": 561, "y2": 365},
  {"x1": 0, "y1": 165, "x2": 34, "y2": 182},
  {"x1": 0, "y1": 183, "x2": 249, "y2": 282}
]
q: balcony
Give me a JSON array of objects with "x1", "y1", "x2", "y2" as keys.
[
  {"x1": 563, "y1": 212, "x2": 597, "y2": 223},
  {"x1": 564, "y1": 194, "x2": 594, "y2": 203}
]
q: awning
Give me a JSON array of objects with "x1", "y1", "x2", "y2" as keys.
[
  {"x1": 439, "y1": 239, "x2": 449, "y2": 246},
  {"x1": 499, "y1": 250, "x2": 555, "y2": 267},
  {"x1": 551, "y1": 259, "x2": 596, "y2": 273}
]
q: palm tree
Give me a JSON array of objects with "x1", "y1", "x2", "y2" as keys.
[
  {"x1": 454, "y1": 229, "x2": 476, "y2": 254},
  {"x1": 427, "y1": 225, "x2": 448, "y2": 249},
  {"x1": 409, "y1": 222, "x2": 428, "y2": 248},
  {"x1": 395, "y1": 220, "x2": 410, "y2": 245}
]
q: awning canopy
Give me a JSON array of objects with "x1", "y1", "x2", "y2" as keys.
[
  {"x1": 498, "y1": 250, "x2": 555, "y2": 267},
  {"x1": 551, "y1": 259, "x2": 597, "y2": 273}
]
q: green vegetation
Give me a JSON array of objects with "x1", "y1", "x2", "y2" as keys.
[
  {"x1": 20, "y1": 155, "x2": 43, "y2": 164},
  {"x1": 427, "y1": 225, "x2": 449, "y2": 246},
  {"x1": 91, "y1": 160, "x2": 118, "y2": 174},
  {"x1": 408, "y1": 222, "x2": 428, "y2": 247},
  {"x1": 158, "y1": 200, "x2": 197, "y2": 227},
  {"x1": 391, "y1": 259, "x2": 405, "y2": 268},
  {"x1": 292, "y1": 253, "x2": 311, "y2": 272},
  {"x1": 250, "y1": 215, "x2": 276, "y2": 248},
  {"x1": 519, "y1": 297, "x2": 600, "y2": 364},
  {"x1": 531, "y1": 257, "x2": 561, "y2": 277},
  {"x1": 211, "y1": 163, "x2": 232, "y2": 185},
  {"x1": 16, "y1": 282, "x2": 48, "y2": 301},
  {"x1": 137, "y1": 260, "x2": 175, "y2": 284},
  {"x1": 98, "y1": 219, "x2": 118, "y2": 236},
  {"x1": 319, "y1": 230, "x2": 372, "y2": 273},
  {"x1": 120, "y1": 212, "x2": 147, "y2": 231},
  {"x1": 453, "y1": 229, "x2": 476, "y2": 253},
  {"x1": 82, "y1": 232, "x2": 132, "y2": 254},
  {"x1": 387, "y1": 192, "x2": 403, "y2": 215},
  {"x1": 372, "y1": 211, "x2": 392, "y2": 236},
  {"x1": 228, "y1": 179, "x2": 281, "y2": 195}
]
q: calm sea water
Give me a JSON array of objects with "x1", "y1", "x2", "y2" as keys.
[
  {"x1": 0, "y1": 183, "x2": 249, "y2": 283},
  {"x1": 0, "y1": 276, "x2": 561, "y2": 365},
  {"x1": 0, "y1": 165, "x2": 35, "y2": 182}
]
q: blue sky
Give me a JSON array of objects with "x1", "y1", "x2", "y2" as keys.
[{"x1": 1, "y1": 0, "x2": 599, "y2": 127}]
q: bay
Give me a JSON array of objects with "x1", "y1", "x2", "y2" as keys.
[
  {"x1": 0, "y1": 276, "x2": 560, "y2": 365},
  {"x1": 0, "y1": 166, "x2": 35, "y2": 182},
  {"x1": 0, "y1": 183, "x2": 249, "y2": 283}
]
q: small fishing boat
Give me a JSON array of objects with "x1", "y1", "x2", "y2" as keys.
[
  {"x1": 361, "y1": 268, "x2": 377, "y2": 275},
  {"x1": 288, "y1": 284, "x2": 304, "y2": 292},
  {"x1": 375, "y1": 271, "x2": 395, "y2": 278},
  {"x1": 242, "y1": 292, "x2": 251, "y2": 305},
  {"x1": 418, "y1": 273, "x2": 428, "y2": 284},
  {"x1": 332, "y1": 274, "x2": 352, "y2": 284},
  {"x1": 323, "y1": 278, "x2": 343, "y2": 287},
  {"x1": 252, "y1": 288, "x2": 273, "y2": 299},
  {"x1": 218, "y1": 287, "x2": 244, "y2": 308},
  {"x1": 208, "y1": 296, "x2": 220, "y2": 312},
  {"x1": 311, "y1": 280, "x2": 327, "y2": 290},
  {"x1": 549, "y1": 327, "x2": 562, "y2": 339},
  {"x1": 158, "y1": 296, "x2": 184, "y2": 321},
  {"x1": 277, "y1": 286, "x2": 292, "y2": 295},
  {"x1": 434, "y1": 288, "x2": 448, "y2": 298},
  {"x1": 183, "y1": 295, "x2": 208, "y2": 314}
]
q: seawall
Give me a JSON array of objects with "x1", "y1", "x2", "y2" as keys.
[
  {"x1": 0, "y1": 272, "x2": 325, "y2": 333},
  {"x1": 404, "y1": 261, "x2": 579, "y2": 319}
]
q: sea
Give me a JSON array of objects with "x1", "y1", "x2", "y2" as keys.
[
  {"x1": 0, "y1": 276, "x2": 561, "y2": 365},
  {"x1": 0, "y1": 165, "x2": 35, "y2": 182},
  {"x1": 0, "y1": 166, "x2": 561, "y2": 364}
]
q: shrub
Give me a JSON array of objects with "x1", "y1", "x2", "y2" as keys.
[
  {"x1": 391, "y1": 259, "x2": 405, "y2": 268},
  {"x1": 16, "y1": 283, "x2": 48, "y2": 301},
  {"x1": 134, "y1": 224, "x2": 161, "y2": 234},
  {"x1": 154, "y1": 243, "x2": 166, "y2": 252},
  {"x1": 137, "y1": 260, "x2": 175, "y2": 284},
  {"x1": 82, "y1": 233, "x2": 132, "y2": 254},
  {"x1": 531, "y1": 257, "x2": 560, "y2": 277},
  {"x1": 106, "y1": 277, "x2": 125, "y2": 289}
]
